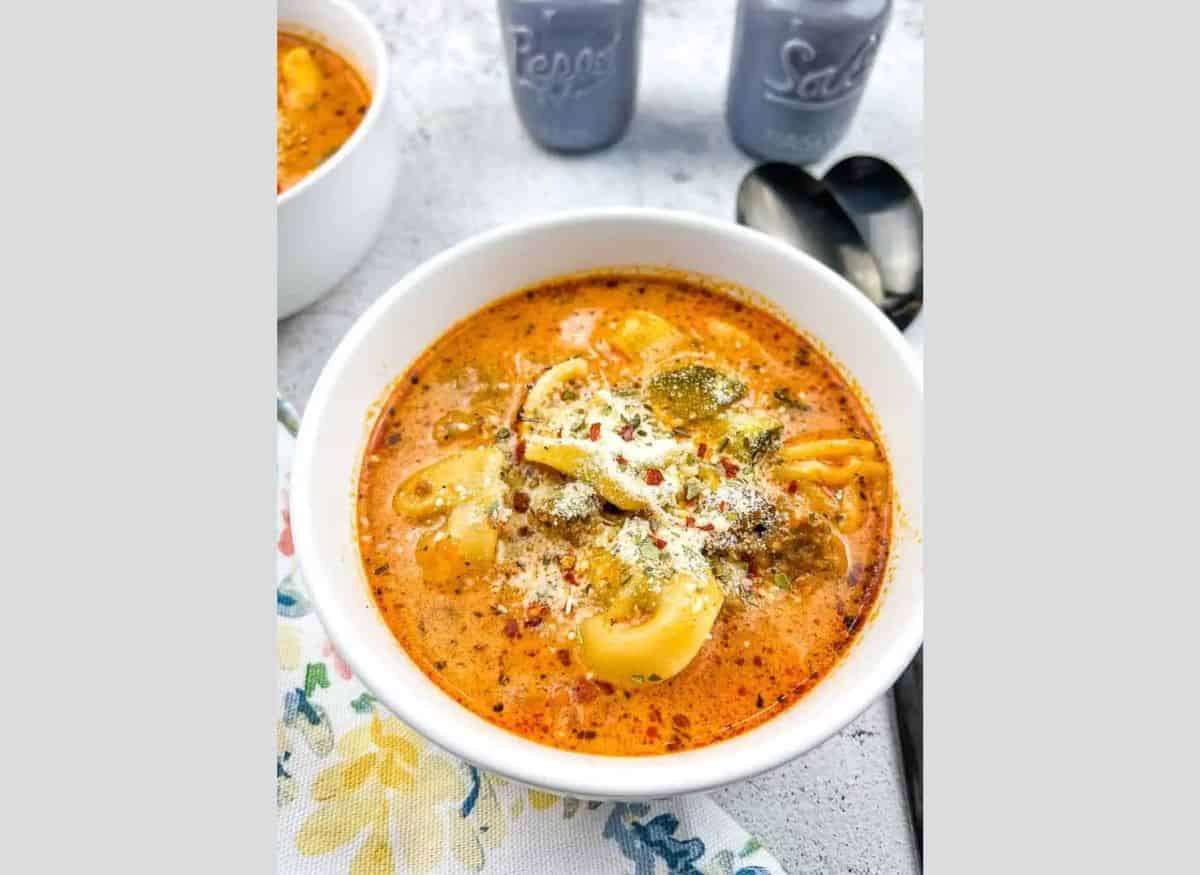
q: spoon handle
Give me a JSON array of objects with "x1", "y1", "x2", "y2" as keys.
[
  {"x1": 893, "y1": 647, "x2": 923, "y2": 864},
  {"x1": 883, "y1": 289, "x2": 924, "y2": 333}
]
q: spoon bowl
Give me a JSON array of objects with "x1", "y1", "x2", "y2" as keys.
[
  {"x1": 823, "y1": 156, "x2": 924, "y2": 330},
  {"x1": 737, "y1": 162, "x2": 885, "y2": 306},
  {"x1": 736, "y1": 158, "x2": 924, "y2": 331}
]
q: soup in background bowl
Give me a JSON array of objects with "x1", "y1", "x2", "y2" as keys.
[
  {"x1": 277, "y1": 0, "x2": 400, "y2": 320},
  {"x1": 277, "y1": 29, "x2": 371, "y2": 195},
  {"x1": 292, "y1": 209, "x2": 922, "y2": 799}
]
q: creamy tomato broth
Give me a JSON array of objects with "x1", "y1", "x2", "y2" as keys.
[{"x1": 357, "y1": 270, "x2": 891, "y2": 756}]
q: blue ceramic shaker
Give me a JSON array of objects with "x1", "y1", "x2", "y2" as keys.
[
  {"x1": 726, "y1": 0, "x2": 892, "y2": 165},
  {"x1": 498, "y1": 0, "x2": 643, "y2": 153}
]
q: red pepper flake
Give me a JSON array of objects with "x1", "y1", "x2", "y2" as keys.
[
  {"x1": 618, "y1": 424, "x2": 635, "y2": 441},
  {"x1": 562, "y1": 570, "x2": 578, "y2": 586},
  {"x1": 719, "y1": 500, "x2": 728, "y2": 512},
  {"x1": 570, "y1": 679, "x2": 599, "y2": 704},
  {"x1": 685, "y1": 516, "x2": 695, "y2": 528},
  {"x1": 512, "y1": 491, "x2": 530, "y2": 512},
  {"x1": 594, "y1": 679, "x2": 616, "y2": 695},
  {"x1": 588, "y1": 422, "x2": 601, "y2": 441},
  {"x1": 556, "y1": 648, "x2": 571, "y2": 666},
  {"x1": 615, "y1": 455, "x2": 628, "y2": 468},
  {"x1": 696, "y1": 442, "x2": 708, "y2": 459},
  {"x1": 651, "y1": 536, "x2": 667, "y2": 550},
  {"x1": 524, "y1": 615, "x2": 543, "y2": 628},
  {"x1": 503, "y1": 619, "x2": 519, "y2": 638},
  {"x1": 644, "y1": 468, "x2": 664, "y2": 485},
  {"x1": 787, "y1": 480, "x2": 798, "y2": 495},
  {"x1": 556, "y1": 428, "x2": 563, "y2": 438},
  {"x1": 645, "y1": 725, "x2": 660, "y2": 740},
  {"x1": 719, "y1": 457, "x2": 740, "y2": 477},
  {"x1": 698, "y1": 523, "x2": 715, "y2": 532},
  {"x1": 515, "y1": 439, "x2": 526, "y2": 462}
]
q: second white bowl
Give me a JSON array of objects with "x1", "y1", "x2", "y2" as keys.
[{"x1": 278, "y1": 0, "x2": 400, "y2": 320}]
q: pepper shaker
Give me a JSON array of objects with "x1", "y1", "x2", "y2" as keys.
[
  {"x1": 498, "y1": 0, "x2": 642, "y2": 153},
  {"x1": 726, "y1": 0, "x2": 892, "y2": 166}
]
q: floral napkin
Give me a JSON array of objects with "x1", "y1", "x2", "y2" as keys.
[{"x1": 276, "y1": 400, "x2": 783, "y2": 874}]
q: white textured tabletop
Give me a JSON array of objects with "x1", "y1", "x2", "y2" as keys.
[{"x1": 279, "y1": 1, "x2": 923, "y2": 871}]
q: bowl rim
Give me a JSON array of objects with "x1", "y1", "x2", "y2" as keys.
[
  {"x1": 292, "y1": 207, "x2": 923, "y2": 798},
  {"x1": 277, "y1": 0, "x2": 390, "y2": 207}
]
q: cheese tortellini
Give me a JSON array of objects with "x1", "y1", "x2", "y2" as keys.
[
  {"x1": 523, "y1": 439, "x2": 650, "y2": 511},
  {"x1": 519, "y1": 357, "x2": 680, "y2": 510},
  {"x1": 610, "y1": 310, "x2": 683, "y2": 361},
  {"x1": 774, "y1": 437, "x2": 887, "y2": 533},
  {"x1": 280, "y1": 46, "x2": 322, "y2": 110},
  {"x1": 415, "y1": 498, "x2": 499, "y2": 584},
  {"x1": 393, "y1": 446, "x2": 505, "y2": 583},
  {"x1": 520, "y1": 357, "x2": 588, "y2": 423},
  {"x1": 393, "y1": 446, "x2": 504, "y2": 518},
  {"x1": 580, "y1": 569, "x2": 724, "y2": 686}
]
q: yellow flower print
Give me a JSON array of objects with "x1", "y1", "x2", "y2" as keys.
[
  {"x1": 277, "y1": 624, "x2": 301, "y2": 670},
  {"x1": 295, "y1": 713, "x2": 495, "y2": 874},
  {"x1": 527, "y1": 789, "x2": 559, "y2": 811}
]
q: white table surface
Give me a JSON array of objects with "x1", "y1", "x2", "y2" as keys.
[{"x1": 279, "y1": 1, "x2": 923, "y2": 871}]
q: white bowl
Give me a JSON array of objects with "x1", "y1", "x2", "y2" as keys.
[
  {"x1": 278, "y1": 0, "x2": 399, "y2": 320},
  {"x1": 292, "y1": 208, "x2": 923, "y2": 800}
]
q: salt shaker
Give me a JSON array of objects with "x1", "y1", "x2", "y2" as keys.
[
  {"x1": 497, "y1": 0, "x2": 642, "y2": 153},
  {"x1": 726, "y1": 0, "x2": 892, "y2": 166}
]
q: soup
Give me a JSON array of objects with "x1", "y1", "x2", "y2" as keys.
[
  {"x1": 356, "y1": 270, "x2": 892, "y2": 756},
  {"x1": 277, "y1": 30, "x2": 370, "y2": 194}
]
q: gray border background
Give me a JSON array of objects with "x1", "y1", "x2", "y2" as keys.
[
  {"x1": 926, "y1": 1, "x2": 1199, "y2": 871},
  {"x1": 4, "y1": 0, "x2": 277, "y2": 870},
  {"x1": 4, "y1": 0, "x2": 1198, "y2": 871}
]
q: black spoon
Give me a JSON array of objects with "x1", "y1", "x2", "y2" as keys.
[
  {"x1": 823, "y1": 156, "x2": 924, "y2": 331},
  {"x1": 736, "y1": 162, "x2": 886, "y2": 308},
  {"x1": 736, "y1": 156, "x2": 924, "y2": 863},
  {"x1": 736, "y1": 159, "x2": 924, "y2": 331},
  {"x1": 893, "y1": 646, "x2": 923, "y2": 861}
]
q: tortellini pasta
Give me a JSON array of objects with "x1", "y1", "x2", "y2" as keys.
[
  {"x1": 280, "y1": 47, "x2": 322, "y2": 110},
  {"x1": 519, "y1": 357, "x2": 680, "y2": 510},
  {"x1": 522, "y1": 439, "x2": 649, "y2": 511},
  {"x1": 705, "y1": 318, "x2": 767, "y2": 362},
  {"x1": 580, "y1": 569, "x2": 724, "y2": 686},
  {"x1": 610, "y1": 310, "x2": 683, "y2": 361},
  {"x1": 393, "y1": 446, "x2": 504, "y2": 519},
  {"x1": 520, "y1": 357, "x2": 588, "y2": 425},
  {"x1": 393, "y1": 446, "x2": 505, "y2": 583},
  {"x1": 774, "y1": 437, "x2": 888, "y2": 533},
  {"x1": 415, "y1": 499, "x2": 499, "y2": 584}
]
